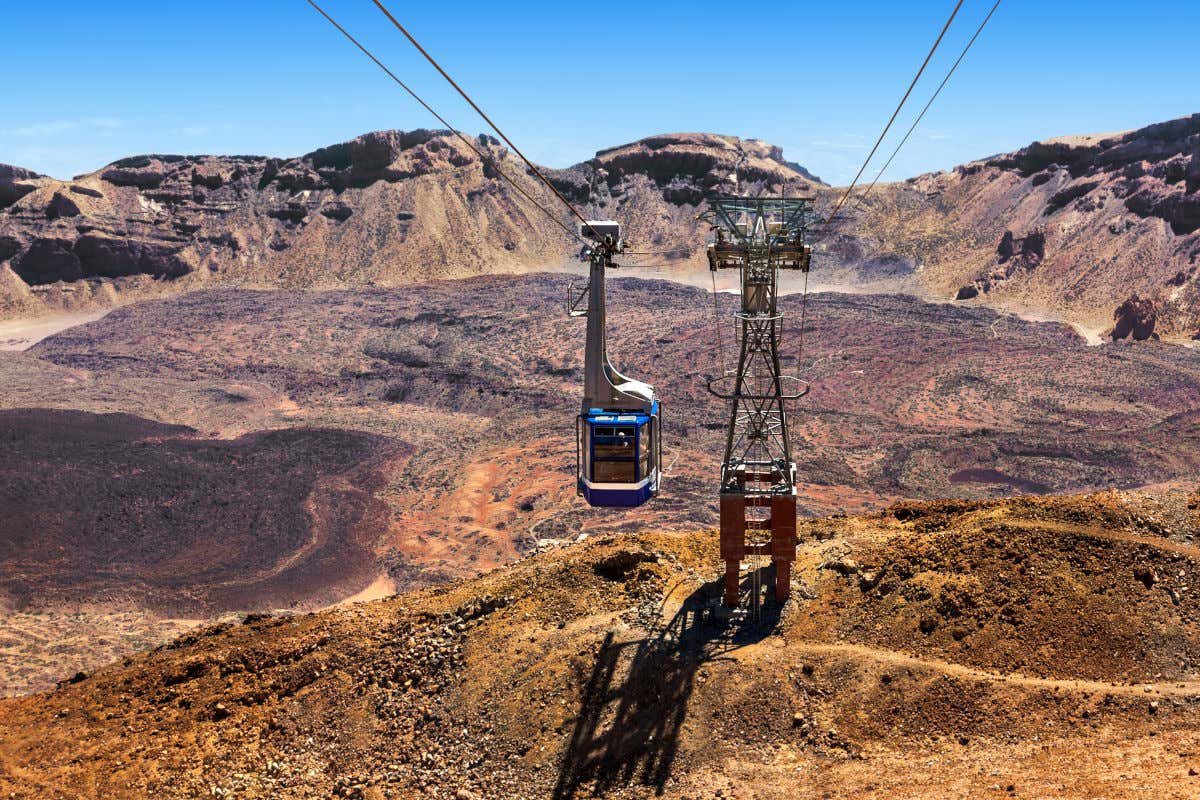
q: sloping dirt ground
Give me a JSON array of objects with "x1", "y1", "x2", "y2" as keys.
[
  {"x1": 0, "y1": 408, "x2": 406, "y2": 615},
  {"x1": 1, "y1": 489, "x2": 1198, "y2": 799}
]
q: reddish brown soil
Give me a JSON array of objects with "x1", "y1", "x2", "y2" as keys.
[{"x1": 1, "y1": 490, "x2": 1198, "y2": 799}]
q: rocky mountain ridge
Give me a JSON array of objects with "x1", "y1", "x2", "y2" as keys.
[
  {"x1": 830, "y1": 113, "x2": 1200, "y2": 339},
  {"x1": 0, "y1": 130, "x2": 821, "y2": 320},
  {"x1": 2, "y1": 114, "x2": 1199, "y2": 337},
  {"x1": 0, "y1": 129, "x2": 571, "y2": 317}
]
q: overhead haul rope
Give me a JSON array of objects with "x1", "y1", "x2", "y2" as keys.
[
  {"x1": 369, "y1": 0, "x2": 605, "y2": 243},
  {"x1": 304, "y1": 0, "x2": 578, "y2": 241},
  {"x1": 853, "y1": 0, "x2": 1003, "y2": 208},
  {"x1": 612, "y1": 262, "x2": 678, "y2": 270},
  {"x1": 818, "y1": 0, "x2": 965, "y2": 227},
  {"x1": 796, "y1": 2, "x2": 998, "y2": 387}
]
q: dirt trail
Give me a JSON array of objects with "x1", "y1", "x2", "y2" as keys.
[
  {"x1": 785, "y1": 640, "x2": 1200, "y2": 698},
  {"x1": 328, "y1": 573, "x2": 397, "y2": 607},
  {"x1": 0, "y1": 310, "x2": 111, "y2": 351},
  {"x1": 461, "y1": 461, "x2": 501, "y2": 526},
  {"x1": 1003, "y1": 517, "x2": 1200, "y2": 559}
]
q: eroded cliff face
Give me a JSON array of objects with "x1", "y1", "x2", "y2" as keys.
[
  {"x1": 835, "y1": 113, "x2": 1200, "y2": 337},
  {"x1": 0, "y1": 165, "x2": 43, "y2": 211},
  {"x1": 989, "y1": 116, "x2": 1200, "y2": 235},
  {"x1": 546, "y1": 133, "x2": 824, "y2": 262},
  {"x1": 0, "y1": 130, "x2": 578, "y2": 317}
]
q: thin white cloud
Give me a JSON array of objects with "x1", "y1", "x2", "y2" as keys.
[
  {"x1": 1, "y1": 120, "x2": 78, "y2": 137},
  {"x1": 808, "y1": 139, "x2": 868, "y2": 151},
  {"x1": 0, "y1": 118, "x2": 125, "y2": 138}
]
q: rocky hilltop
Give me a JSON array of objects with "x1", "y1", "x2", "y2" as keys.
[
  {"x1": 546, "y1": 132, "x2": 822, "y2": 260},
  {"x1": 836, "y1": 113, "x2": 1200, "y2": 339},
  {"x1": 1, "y1": 489, "x2": 1198, "y2": 799}
]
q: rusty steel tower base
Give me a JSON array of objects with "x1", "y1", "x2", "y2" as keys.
[{"x1": 720, "y1": 493, "x2": 797, "y2": 607}]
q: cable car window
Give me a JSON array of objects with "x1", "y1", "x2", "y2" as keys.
[
  {"x1": 593, "y1": 460, "x2": 636, "y2": 482},
  {"x1": 593, "y1": 439, "x2": 633, "y2": 459},
  {"x1": 639, "y1": 430, "x2": 650, "y2": 479},
  {"x1": 591, "y1": 424, "x2": 637, "y2": 483},
  {"x1": 593, "y1": 425, "x2": 634, "y2": 443}
]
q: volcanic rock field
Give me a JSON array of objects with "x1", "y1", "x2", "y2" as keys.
[{"x1": 1, "y1": 273, "x2": 1199, "y2": 700}]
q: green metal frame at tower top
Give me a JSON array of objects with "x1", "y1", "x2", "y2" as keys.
[{"x1": 702, "y1": 196, "x2": 815, "y2": 611}]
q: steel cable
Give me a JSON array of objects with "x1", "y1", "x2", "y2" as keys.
[
  {"x1": 369, "y1": 0, "x2": 605, "y2": 242},
  {"x1": 817, "y1": 0, "x2": 965, "y2": 227},
  {"x1": 304, "y1": 0, "x2": 578, "y2": 241},
  {"x1": 794, "y1": 266, "x2": 811, "y2": 380},
  {"x1": 852, "y1": 0, "x2": 1003, "y2": 209},
  {"x1": 711, "y1": 269, "x2": 727, "y2": 376},
  {"x1": 623, "y1": 248, "x2": 693, "y2": 257}
]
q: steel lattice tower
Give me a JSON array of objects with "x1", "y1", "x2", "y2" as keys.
[{"x1": 703, "y1": 197, "x2": 814, "y2": 610}]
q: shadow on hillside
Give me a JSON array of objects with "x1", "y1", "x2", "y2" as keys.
[{"x1": 552, "y1": 566, "x2": 783, "y2": 799}]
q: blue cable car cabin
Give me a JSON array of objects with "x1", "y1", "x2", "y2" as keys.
[{"x1": 577, "y1": 402, "x2": 660, "y2": 507}]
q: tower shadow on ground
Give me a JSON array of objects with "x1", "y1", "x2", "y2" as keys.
[{"x1": 553, "y1": 565, "x2": 783, "y2": 799}]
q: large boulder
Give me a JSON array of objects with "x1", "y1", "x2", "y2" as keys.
[
  {"x1": 1111, "y1": 295, "x2": 1158, "y2": 341},
  {"x1": 996, "y1": 229, "x2": 1046, "y2": 266},
  {"x1": 0, "y1": 164, "x2": 42, "y2": 209},
  {"x1": 100, "y1": 156, "x2": 168, "y2": 189},
  {"x1": 974, "y1": 229, "x2": 1048, "y2": 294}
]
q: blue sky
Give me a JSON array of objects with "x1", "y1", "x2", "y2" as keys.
[{"x1": 2, "y1": 1, "x2": 1197, "y2": 184}]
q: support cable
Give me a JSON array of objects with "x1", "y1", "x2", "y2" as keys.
[
  {"x1": 369, "y1": 0, "x2": 603, "y2": 241},
  {"x1": 304, "y1": 0, "x2": 578, "y2": 241},
  {"x1": 817, "y1": 0, "x2": 965, "y2": 227},
  {"x1": 852, "y1": 0, "x2": 1002, "y2": 209},
  {"x1": 794, "y1": 265, "x2": 811, "y2": 379},
  {"x1": 623, "y1": 248, "x2": 693, "y2": 257},
  {"x1": 711, "y1": 269, "x2": 727, "y2": 376}
]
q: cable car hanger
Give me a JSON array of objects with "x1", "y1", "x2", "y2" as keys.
[{"x1": 572, "y1": 222, "x2": 663, "y2": 508}]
